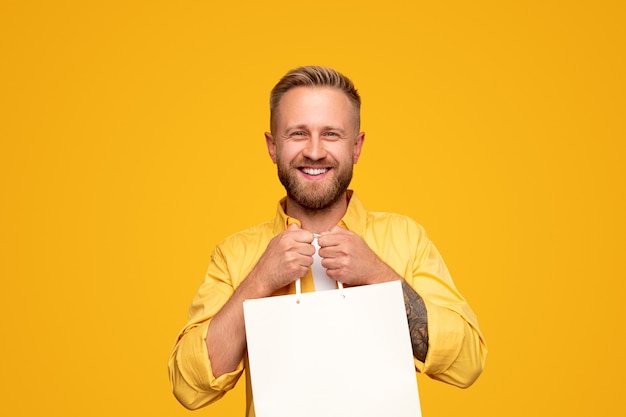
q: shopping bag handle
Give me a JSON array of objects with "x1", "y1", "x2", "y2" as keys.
[{"x1": 295, "y1": 279, "x2": 344, "y2": 304}]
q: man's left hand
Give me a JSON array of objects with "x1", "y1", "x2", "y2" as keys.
[{"x1": 317, "y1": 226, "x2": 400, "y2": 286}]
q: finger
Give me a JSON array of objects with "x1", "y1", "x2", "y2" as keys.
[
  {"x1": 317, "y1": 231, "x2": 344, "y2": 248},
  {"x1": 291, "y1": 229, "x2": 314, "y2": 244},
  {"x1": 297, "y1": 242, "x2": 316, "y2": 256},
  {"x1": 299, "y1": 252, "x2": 315, "y2": 266},
  {"x1": 320, "y1": 257, "x2": 335, "y2": 270},
  {"x1": 317, "y1": 246, "x2": 337, "y2": 259}
]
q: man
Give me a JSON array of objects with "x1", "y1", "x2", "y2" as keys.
[{"x1": 168, "y1": 66, "x2": 487, "y2": 415}]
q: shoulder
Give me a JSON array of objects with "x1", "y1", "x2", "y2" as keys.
[
  {"x1": 216, "y1": 220, "x2": 275, "y2": 252},
  {"x1": 209, "y1": 220, "x2": 275, "y2": 276},
  {"x1": 361, "y1": 210, "x2": 434, "y2": 272},
  {"x1": 366, "y1": 210, "x2": 429, "y2": 240}
]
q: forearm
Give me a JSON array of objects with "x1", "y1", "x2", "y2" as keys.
[
  {"x1": 205, "y1": 269, "x2": 271, "y2": 377},
  {"x1": 205, "y1": 294, "x2": 247, "y2": 378},
  {"x1": 401, "y1": 279, "x2": 429, "y2": 362}
]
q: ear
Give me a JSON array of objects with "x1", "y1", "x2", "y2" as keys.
[
  {"x1": 353, "y1": 132, "x2": 365, "y2": 163},
  {"x1": 265, "y1": 132, "x2": 277, "y2": 163}
]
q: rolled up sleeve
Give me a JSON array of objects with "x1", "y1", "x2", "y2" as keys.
[
  {"x1": 168, "y1": 246, "x2": 245, "y2": 409},
  {"x1": 415, "y1": 302, "x2": 486, "y2": 388},
  {"x1": 410, "y1": 232, "x2": 487, "y2": 388},
  {"x1": 168, "y1": 320, "x2": 244, "y2": 409}
]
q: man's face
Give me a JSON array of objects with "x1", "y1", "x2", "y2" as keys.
[{"x1": 265, "y1": 86, "x2": 364, "y2": 210}]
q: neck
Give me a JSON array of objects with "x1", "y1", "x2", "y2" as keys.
[{"x1": 285, "y1": 192, "x2": 349, "y2": 234}]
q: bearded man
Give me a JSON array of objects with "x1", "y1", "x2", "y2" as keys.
[{"x1": 168, "y1": 66, "x2": 487, "y2": 416}]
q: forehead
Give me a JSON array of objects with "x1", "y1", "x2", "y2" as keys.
[{"x1": 275, "y1": 86, "x2": 357, "y2": 129}]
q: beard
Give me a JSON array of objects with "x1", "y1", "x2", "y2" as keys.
[{"x1": 277, "y1": 157, "x2": 353, "y2": 210}]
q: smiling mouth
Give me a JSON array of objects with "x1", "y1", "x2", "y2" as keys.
[{"x1": 300, "y1": 167, "x2": 330, "y2": 176}]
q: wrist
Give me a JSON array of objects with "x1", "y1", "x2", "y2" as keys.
[
  {"x1": 239, "y1": 268, "x2": 274, "y2": 299},
  {"x1": 375, "y1": 259, "x2": 401, "y2": 284}
]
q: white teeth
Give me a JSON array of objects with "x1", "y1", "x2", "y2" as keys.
[{"x1": 302, "y1": 168, "x2": 328, "y2": 176}]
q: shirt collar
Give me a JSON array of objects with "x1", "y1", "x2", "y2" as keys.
[{"x1": 272, "y1": 190, "x2": 367, "y2": 237}]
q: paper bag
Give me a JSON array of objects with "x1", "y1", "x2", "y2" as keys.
[{"x1": 243, "y1": 280, "x2": 422, "y2": 417}]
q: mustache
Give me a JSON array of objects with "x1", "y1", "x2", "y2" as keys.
[{"x1": 290, "y1": 157, "x2": 337, "y2": 168}]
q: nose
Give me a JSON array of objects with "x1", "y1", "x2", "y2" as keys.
[{"x1": 302, "y1": 135, "x2": 327, "y2": 161}]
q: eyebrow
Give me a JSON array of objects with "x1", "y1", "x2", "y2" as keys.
[{"x1": 285, "y1": 124, "x2": 348, "y2": 135}]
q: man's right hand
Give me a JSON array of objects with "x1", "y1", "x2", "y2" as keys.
[
  {"x1": 206, "y1": 223, "x2": 314, "y2": 377},
  {"x1": 249, "y1": 223, "x2": 315, "y2": 296}
]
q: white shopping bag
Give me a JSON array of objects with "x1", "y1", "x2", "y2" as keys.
[{"x1": 243, "y1": 280, "x2": 422, "y2": 417}]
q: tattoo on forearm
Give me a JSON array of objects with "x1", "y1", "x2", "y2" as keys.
[{"x1": 401, "y1": 280, "x2": 429, "y2": 362}]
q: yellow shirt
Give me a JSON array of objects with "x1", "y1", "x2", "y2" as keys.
[{"x1": 168, "y1": 192, "x2": 487, "y2": 416}]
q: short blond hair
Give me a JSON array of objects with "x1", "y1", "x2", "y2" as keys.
[{"x1": 269, "y1": 66, "x2": 361, "y2": 133}]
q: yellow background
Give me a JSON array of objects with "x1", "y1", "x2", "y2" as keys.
[{"x1": 1, "y1": 1, "x2": 624, "y2": 416}]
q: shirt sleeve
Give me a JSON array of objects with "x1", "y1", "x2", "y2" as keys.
[
  {"x1": 409, "y1": 229, "x2": 488, "y2": 388},
  {"x1": 168, "y1": 247, "x2": 245, "y2": 409}
]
